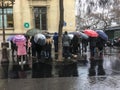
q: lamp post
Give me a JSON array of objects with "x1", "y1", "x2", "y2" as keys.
[{"x1": 0, "y1": 0, "x2": 14, "y2": 78}]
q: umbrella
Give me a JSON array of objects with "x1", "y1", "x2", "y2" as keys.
[
  {"x1": 68, "y1": 34, "x2": 74, "y2": 39},
  {"x1": 69, "y1": 31, "x2": 81, "y2": 38},
  {"x1": 7, "y1": 35, "x2": 15, "y2": 41},
  {"x1": 96, "y1": 30, "x2": 108, "y2": 41},
  {"x1": 83, "y1": 29, "x2": 98, "y2": 37},
  {"x1": 78, "y1": 31, "x2": 89, "y2": 39},
  {"x1": 73, "y1": 31, "x2": 81, "y2": 37},
  {"x1": 69, "y1": 31, "x2": 89, "y2": 39},
  {"x1": 34, "y1": 33, "x2": 46, "y2": 46},
  {"x1": 26, "y1": 28, "x2": 42, "y2": 36},
  {"x1": 13, "y1": 35, "x2": 26, "y2": 43}
]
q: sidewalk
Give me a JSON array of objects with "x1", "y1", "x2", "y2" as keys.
[
  {"x1": 0, "y1": 76, "x2": 120, "y2": 90},
  {"x1": 0, "y1": 47, "x2": 120, "y2": 90}
]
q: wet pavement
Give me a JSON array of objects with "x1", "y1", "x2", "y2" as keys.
[{"x1": 0, "y1": 47, "x2": 120, "y2": 90}]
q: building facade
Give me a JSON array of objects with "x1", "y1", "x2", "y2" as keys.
[{"x1": 0, "y1": 0, "x2": 76, "y2": 36}]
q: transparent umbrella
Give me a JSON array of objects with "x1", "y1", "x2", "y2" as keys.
[
  {"x1": 34, "y1": 33, "x2": 46, "y2": 46},
  {"x1": 26, "y1": 28, "x2": 42, "y2": 36}
]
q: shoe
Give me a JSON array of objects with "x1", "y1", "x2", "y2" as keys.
[
  {"x1": 97, "y1": 68, "x2": 106, "y2": 75},
  {"x1": 23, "y1": 61, "x2": 26, "y2": 64},
  {"x1": 19, "y1": 62, "x2": 21, "y2": 65}
]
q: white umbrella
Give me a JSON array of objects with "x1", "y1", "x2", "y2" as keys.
[
  {"x1": 68, "y1": 34, "x2": 74, "y2": 39},
  {"x1": 34, "y1": 33, "x2": 46, "y2": 45}
]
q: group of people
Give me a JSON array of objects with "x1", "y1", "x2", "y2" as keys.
[
  {"x1": 30, "y1": 33, "x2": 53, "y2": 60},
  {"x1": 10, "y1": 30, "x2": 107, "y2": 76},
  {"x1": 11, "y1": 35, "x2": 31, "y2": 65}
]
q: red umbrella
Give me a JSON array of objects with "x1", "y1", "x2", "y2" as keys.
[{"x1": 83, "y1": 29, "x2": 98, "y2": 37}]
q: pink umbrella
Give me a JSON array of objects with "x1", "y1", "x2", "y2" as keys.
[
  {"x1": 13, "y1": 35, "x2": 26, "y2": 43},
  {"x1": 83, "y1": 29, "x2": 98, "y2": 37}
]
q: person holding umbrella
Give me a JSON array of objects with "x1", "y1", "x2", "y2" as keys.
[
  {"x1": 71, "y1": 34, "x2": 79, "y2": 55},
  {"x1": 83, "y1": 28, "x2": 99, "y2": 76},
  {"x1": 95, "y1": 37, "x2": 106, "y2": 75},
  {"x1": 84, "y1": 29, "x2": 98, "y2": 58},
  {"x1": 7, "y1": 35, "x2": 17, "y2": 57},
  {"x1": 95, "y1": 30, "x2": 108, "y2": 75},
  {"x1": 13, "y1": 35, "x2": 27, "y2": 65}
]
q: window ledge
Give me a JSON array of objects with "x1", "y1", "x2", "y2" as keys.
[{"x1": 0, "y1": 28, "x2": 14, "y2": 30}]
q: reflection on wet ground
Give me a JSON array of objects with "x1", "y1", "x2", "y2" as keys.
[
  {"x1": 0, "y1": 47, "x2": 120, "y2": 89},
  {"x1": 0, "y1": 47, "x2": 118, "y2": 79}
]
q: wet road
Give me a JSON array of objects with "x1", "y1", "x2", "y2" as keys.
[{"x1": 0, "y1": 47, "x2": 120, "y2": 90}]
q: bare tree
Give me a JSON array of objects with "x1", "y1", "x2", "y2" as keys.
[{"x1": 76, "y1": 0, "x2": 120, "y2": 30}]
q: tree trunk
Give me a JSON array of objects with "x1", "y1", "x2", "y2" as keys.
[{"x1": 58, "y1": 0, "x2": 64, "y2": 61}]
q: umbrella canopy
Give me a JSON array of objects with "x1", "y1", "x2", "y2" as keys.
[
  {"x1": 26, "y1": 28, "x2": 42, "y2": 36},
  {"x1": 13, "y1": 35, "x2": 26, "y2": 43},
  {"x1": 96, "y1": 30, "x2": 108, "y2": 41},
  {"x1": 78, "y1": 31, "x2": 89, "y2": 39},
  {"x1": 68, "y1": 34, "x2": 74, "y2": 39},
  {"x1": 7, "y1": 35, "x2": 15, "y2": 41},
  {"x1": 83, "y1": 29, "x2": 98, "y2": 37},
  {"x1": 73, "y1": 31, "x2": 81, "y2": 37},
  {"x1": 69, "y1": 31, "x2": 89, "y2": 39},
  {"x1": 34, "y1": 33, "x2": 46, "y2": 46}
]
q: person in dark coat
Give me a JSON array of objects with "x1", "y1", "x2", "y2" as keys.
[
  {"x1": 88, "y1": 37, "x2": 97, "y2": 76},
  {"x1": 53, "y1": 32, "x2": 58, "y2": 52},
  {"x1": 30, "y1": 36, "x2": 37, "y2": 57},
  {"x1": 88, "y1": 36, "x2": 106, "y2": 76},
  {"x1": 89, "y1": 37, "x2": 97, "y2": 58},
  {"x1": 81, "y1": 38, "x2": 88, "y2": 53},
  {"x1": 11, "y1": 40, "x2": 17, "y2": 57},
  {"x1": 95, "y1": 37, "x2": 106, "y2": 75},
  {"x1": 62, "y1": 31, "x2": 71, "y2": 59},
  {"x1": 71, "y1": 34, "x2": 79, "y2": 54},
  {"x1": 53, "y1": 32, "x2": 58, "y2": 59}
]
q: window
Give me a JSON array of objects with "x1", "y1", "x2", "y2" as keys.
[
  {"x1": 0, "y1": 8, "x2": 14, "y2": 28},
  {"x1": 34, "y1": 7, "x2": 47, "y2": 30}
]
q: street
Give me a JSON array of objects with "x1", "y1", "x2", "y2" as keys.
[{"x1": 0, "y1": 47, "x2": 120, "y2": 90}]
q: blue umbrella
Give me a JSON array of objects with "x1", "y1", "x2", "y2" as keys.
[
  {"x1": 96, "y1": 30, "x2": 108, "y2": 41},
  {"x1": 7, "y1": 35, "x2": 15, "y2": 41}
]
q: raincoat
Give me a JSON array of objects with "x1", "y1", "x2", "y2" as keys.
[{"x1": 16, "y1": 41, "x2": 27, "y2": 56}]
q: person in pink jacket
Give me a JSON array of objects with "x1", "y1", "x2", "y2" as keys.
[{"x1": 16, "y1": 41, "x2": 27, "y2": 65}]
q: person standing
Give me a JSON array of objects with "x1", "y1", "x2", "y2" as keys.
[
  {"x1": 81, "y1": 38, "x2": 88, "y2": 53},
  {"x1": 53, "y1": 32, "x2": 58, "y2": 59},
  {"x1": 88, "y1": 37, "x2": 97, "y2": 76},
  {"x1": 62, "y1": 31, "x2": 71, "y2": 59},
  {"x1": 95, "y1": 37, "x2": 106, "y2": 75},
  {"x1": 30, "y1": 36, "x2": 37, "y2": 57},
  {"x1": 71, "y1": 34, "x2": 79, "y2": 55},
  {"x1": 16, "y1": 40, "x2": 27, "y2": 65},
  {"x1": 45, "y1": 35, "x2": 53, "y2": 60}
]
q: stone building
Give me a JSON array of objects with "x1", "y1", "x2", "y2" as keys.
[{"x1": 0, "y1": 0, "x2": 76, "y2": 37}]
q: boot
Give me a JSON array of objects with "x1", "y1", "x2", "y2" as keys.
[
  {"x1": 88, "y1": 59, "x2": 96, "y2": 76},
  {"x1": 97, "y1": 59, "x2": 106, "y2": 75}
]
